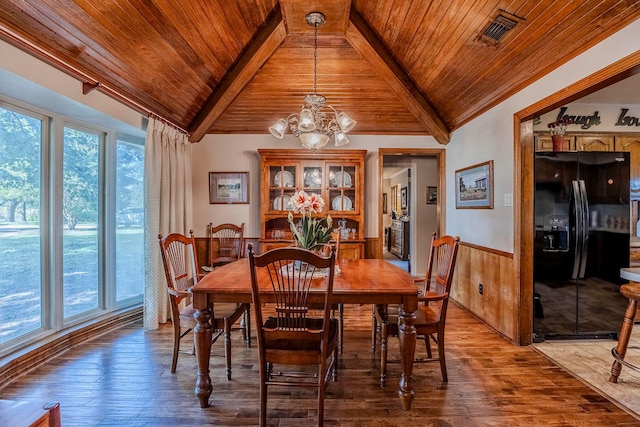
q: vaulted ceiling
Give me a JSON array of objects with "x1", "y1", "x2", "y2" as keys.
[{"x1": 1, "y1": 1, "x2": 639, "y2": 144}]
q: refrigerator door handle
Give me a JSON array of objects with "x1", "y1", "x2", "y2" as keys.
[
  {"x1": 571, "y1": 180, "x2": 583, "y2": 280},
  {"x1": 578, "y1": 180, "x2": 589, "y2": 279}
]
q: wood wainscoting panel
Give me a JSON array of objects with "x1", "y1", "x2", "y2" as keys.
[
  {"x1": 365, "y1": 237, "x2": 379, "y2": 259},
  {"x1": 451, "y1": 243, "x2": 517, "y2": 343}
]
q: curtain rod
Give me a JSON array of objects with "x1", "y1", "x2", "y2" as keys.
[{"x1": 0, "y1": 24, "x2": 189, "y2": 135}]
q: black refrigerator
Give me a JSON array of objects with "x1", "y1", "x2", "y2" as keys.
[{"x1": 534, "y1": 151, "x2": 630, "y2": 341}]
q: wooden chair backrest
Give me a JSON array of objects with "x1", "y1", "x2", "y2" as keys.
[
  {"x1": 158, "y1": 230, "x2": 199, "y2": 306},
  {"x1": 248, "y1": 244, "x2": 336, "y2": 354},
  {"x1": 423, "y1": 232, "x2": 460, "y2": 319},
  {"x1": 208, "y1": 222, "x2": 245, "y2": 265}
]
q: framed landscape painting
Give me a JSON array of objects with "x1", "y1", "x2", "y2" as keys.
[
  {"x1": 209, "y1": 171, "x2": 249, "y2": 204},
  {"x1": 455, "y1": 161, "x2": 493, "y2": 209}
]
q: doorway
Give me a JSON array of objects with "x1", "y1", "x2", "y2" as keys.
[
  {"x1": 382, "y1": 171, "x2": 410, "y2": 271},
  {"x1": 515, "y1": 51, "x2": 640, "y2": 345},
  {"x1": 378, "y1": 148, "x2": 445, "y2": 277}
]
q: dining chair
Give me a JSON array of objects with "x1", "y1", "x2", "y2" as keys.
[
  {"x1": 373, "y1": 232, "x2": 460, "y2": 387},
  {"x1": 319, "y1": 229, "x2": 344, "y2": 353},
  {"x1": 158, "y1": 230, "x2": 250, "y2": 377},
  {"x1": 208, "y1": 222, "x2": 245, "y2": 267},
  {"x1": 248, "y1": 243, "x2": 339, "y2": 427}
]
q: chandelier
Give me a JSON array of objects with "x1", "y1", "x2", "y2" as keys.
[{"x1": 268, "y1": 12, "x2": 356, "y2": 151}]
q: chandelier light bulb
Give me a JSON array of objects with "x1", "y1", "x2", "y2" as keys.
[
  {"x1": 336, "y1": 112, "x2": 356, "y2": 132},
  {"x1": 299, "y1": 132, "x2": 330, "y2": 151},
  {"x1": 298, "y1": 108, "x2": 316, "y2": 132},
  {"x1": 334, "y1": 131, "x2": 350, "y2": 147},
  {"x1": 269, "y1": 118, "x2": 287, "y2": 139}
]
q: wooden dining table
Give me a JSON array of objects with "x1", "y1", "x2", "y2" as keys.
[{"x1": 190, "y1": 258, "x2": 419, "y2": 410}]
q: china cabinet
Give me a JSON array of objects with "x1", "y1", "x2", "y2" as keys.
[{"x1": 258, "y1": 149, "x2": 366, "y2": 258}]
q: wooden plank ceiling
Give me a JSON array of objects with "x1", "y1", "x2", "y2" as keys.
[{"x1": 0, "y1": 0, "x2": 639, "y2": 144}]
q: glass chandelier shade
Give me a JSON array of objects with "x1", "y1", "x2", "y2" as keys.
[{"x1": 268, "y1": 12, "x2": 355, "y2": 151}]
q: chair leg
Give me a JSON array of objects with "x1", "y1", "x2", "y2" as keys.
[
  {"x1": 380, "y1": 321, "x2": 388, "y2": 388},
  {"x1": 610, "y1": 298, "x2": 638, "y2": 383},
  {"x1": 438, "y1": 332, "x2": 447, "y2": 382},
  {"x1": 338, "y1": 303, "x2": 344, "y2": 354},
  {"x1": 224, "y1": 319, "x2": 232, "y2": 380},
  {"x1": 244, "y1": 308, "x2": 251, "y2": 348},
  {"x1": 425, "y1": 334, "x2": 433, "y2": 359},
  {"x1": 371, "y1": 305, "x2": 378, "y2": 353},
  {"x1": 318, "y1": 362, "x2": 326, "y2": 427},
  {"x1": 332, "y1": 340, "x2": 339, "y2": 381},
  {"x1": 171, "y1": 321, "x2": 180, "y2": 373},
  {"x1": 259, "y1": 365, "x2": 268, "y2": 427}
]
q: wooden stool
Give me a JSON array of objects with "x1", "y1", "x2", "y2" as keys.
[{"x1": 609, "y1": 283, "x2": 640, "y2": 383}]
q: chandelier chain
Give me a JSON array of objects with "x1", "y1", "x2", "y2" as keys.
[
  {"x1": 268, "y1": 11, "x2": 355, "y2": 150},
  {"x1": 313, "y1": 21, "x2": 318, "y2": 96}
]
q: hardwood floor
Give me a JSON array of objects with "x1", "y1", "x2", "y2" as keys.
[{"x1": 1, "y1": 303, "x2": 639, "y2": 426}]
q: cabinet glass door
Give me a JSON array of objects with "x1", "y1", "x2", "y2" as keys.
[
  {"x1": 328, "y1": 164, "x2": 356, "y2": 213},
  {"x1": 302, "y1": 165, "x2": 323, "y2": 190},
  {"x1": 269, "y1": 164, "x2": 297, "y2": 212}
]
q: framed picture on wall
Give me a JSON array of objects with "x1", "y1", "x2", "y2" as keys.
[
  {"x1": 401, "y1": 186, "x2": 408, "y2": 209},
  {"x1": 391, "y1": 185, "x2": 398, "y2": 213},
  {"x1": 455, "y1": 160, "x2": 493, "y2": 209},
  {"x1": 209, "y1": 171, "x2": 249, "y2": 204},
  {"x1": 426, "y1": 186, "x2": 437, "y2": 204},
  {"x1": 383, "y1": 193, "x2": 388, "y2": 214}
]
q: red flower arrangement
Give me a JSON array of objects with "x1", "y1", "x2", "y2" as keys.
[{"x1": 287, "y1": 190, "x2": 333, "y2": 251}]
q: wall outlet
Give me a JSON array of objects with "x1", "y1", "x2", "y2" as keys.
[{"x1": 479, "y1": 283, "x2": 484, "y2": 294}]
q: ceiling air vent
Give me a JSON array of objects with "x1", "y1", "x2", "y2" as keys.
[{"x1": 475, "y1": 10, "x2": 524, "y2": 47}]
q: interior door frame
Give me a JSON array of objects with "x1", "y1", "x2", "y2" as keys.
[
  {"x1": 515, "y1": 50, "x2": 640, "y2": 345},
  {"x1": 377, "y1": 148, "x2": 446, "y2": 260}
]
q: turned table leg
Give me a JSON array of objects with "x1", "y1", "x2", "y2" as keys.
[
  {"x1": 398, "y1": 305, "x2": 416, "y2": 410},
  {"x1": 194, "y1": 307, "x2": 213, "y2": 407}
]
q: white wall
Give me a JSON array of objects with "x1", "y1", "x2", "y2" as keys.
[
  {"x1": 412, "y1": 157, "x2": 438, "y2": 276},
  {"x1": 191, "y1": 134, "x2": 441, "y2": 238},
  {"x1": 445, "y1": 19, "x2": 640, "y2": 253}
]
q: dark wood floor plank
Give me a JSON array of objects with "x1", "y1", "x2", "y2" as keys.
[{"x1": 0, "y1": 303, "x2": 638, "y2": 426}]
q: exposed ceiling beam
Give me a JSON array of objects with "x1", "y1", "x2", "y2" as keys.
[
  {"x1": 345, "y1": 7, "x2": 450, "y2": 145},
  {"x1": 188, "y1": 7, "x2": 287, "y2": 142}
]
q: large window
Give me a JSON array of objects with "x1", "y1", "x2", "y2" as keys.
[
  {"x1": 115, "y1": 139, "x2": 144, "y2": 303},
  {"x1": 0, "y1": 100, "x2": 144, "y2": 354},
  {"x1": 62, "y1": 126, "x2": 101, "y2": 319},
  {"x1": 0, "y1": 105, "x2": 44, "y2": 344}
]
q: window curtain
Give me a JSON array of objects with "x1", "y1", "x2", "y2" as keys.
[{"x1": 143, "y1": 117, "x2": 192, "y2": 330}]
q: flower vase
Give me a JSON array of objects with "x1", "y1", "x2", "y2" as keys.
[
  {"x1": 294, "y1": 248, "x2": 323, "y2": 271},
  {"x1": 551, "y1": 134, "x2": 564, "y2": 151}
]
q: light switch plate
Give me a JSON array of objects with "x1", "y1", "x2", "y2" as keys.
[{"x1": 504, "y1": 193, "x2": 513, "y2": 206}]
